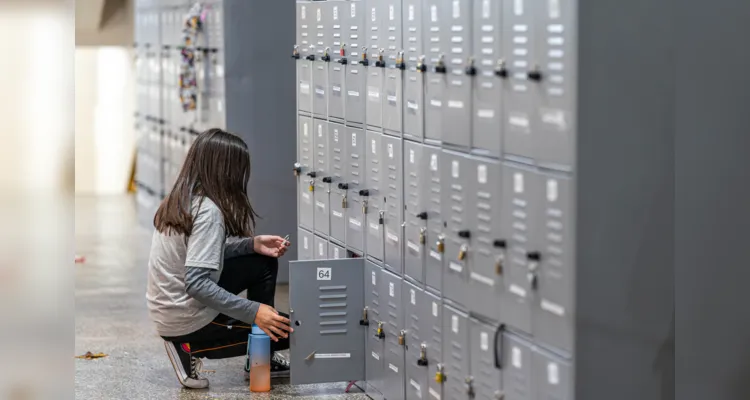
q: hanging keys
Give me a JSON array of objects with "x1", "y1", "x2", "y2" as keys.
[
  {"x1": 465, "y1": 377, "x2": 475, "y2": 398},
  {"x1": 458, "y1": 244, "x2": 468, "y2": 261},
  {"x1": 437, "y1": 235, "x2": 445, "y2": 254},
  {"x1": 417, "y1": 343, "x2": 428, "y2": 366},
  {"x1": 398, "y1": 330, "x2": 406, "y2": 346},
  {"x1": 435, "y1": 363, "x2": 446, "y2": 383},
  {"x1": 376, "y1": 321, "x2": 385, "y2": 339},
  {"x1": 419, "y1": 227, "x2": 427, "y2": 245}
]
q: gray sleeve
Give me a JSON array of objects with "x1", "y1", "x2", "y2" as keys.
[
  {"x1": 185, "y1": 266, "x2": 261, "y2": 325},
  {"x1": 185, "y1": 201, "x2": 226, "y2": 270},
  {"x1": 225, "y1": 236, "x2": 255, "y2": 258}
]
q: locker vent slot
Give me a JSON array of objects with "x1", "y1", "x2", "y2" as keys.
[{"x1": 318, "y1": 284, "x2": 349, "y2": 335}]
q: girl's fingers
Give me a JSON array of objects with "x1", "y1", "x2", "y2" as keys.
[
  {"x1": 262, "y1": 326, "x2": 279, "y2": 342},
  {"x1": 269, "y1": 325, "x2": 287, "y2": 339}
]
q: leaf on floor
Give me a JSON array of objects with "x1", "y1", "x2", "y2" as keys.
[{"x1": 75, "y1": 351, "x2": 108, "y2": 360}]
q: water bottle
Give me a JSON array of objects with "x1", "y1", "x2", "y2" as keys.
[{"x1": 248, "y1": 325, "x2": 271, "y2": 392}]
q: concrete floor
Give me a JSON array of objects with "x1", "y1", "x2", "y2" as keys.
[{"x1": 75, "y1": 196, "x2": 368, "y2": 399}]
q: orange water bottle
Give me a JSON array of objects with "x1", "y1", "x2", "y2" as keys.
[{"x1": 248, "y1": 325, "x2": 271, "y2": 392}]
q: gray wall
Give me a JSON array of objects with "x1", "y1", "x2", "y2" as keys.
[{"x1": 224, "y1": 0, "x2": 296, "y2": 283}]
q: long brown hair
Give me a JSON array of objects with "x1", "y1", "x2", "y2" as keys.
[{"x1": 154, "y1": 128, "x2": 258, "y2": 237}]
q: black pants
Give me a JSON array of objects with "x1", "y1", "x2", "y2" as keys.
[{"x1": 162, "y1": 253, "x2": 290, "y2": 359}]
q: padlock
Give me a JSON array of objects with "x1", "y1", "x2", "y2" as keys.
[
  {"x1": 376, "y1": 321, "x2": 385, "y2": 339},
  {"x1": 291, "y1": 45, "x2": 300, "y2": 59},
  {"x1": 359, "y1": 307, "x2": 370, "y2": 326},
  {"x1": 465, "y1": 56, "x2": 477, "y2": 76},
  {"x1": 361, "y1": 47, "x2": 369, "y2": 66},
  {"x1": 437, "y1": 235, "x2": 445, "y2": 254},
  {"x1": 376, "y1": 48, "x2": 385, "y2": 67},
  {"x1": 419, "y1": 227, "x2": 427, "y2": 245},
  {"x1": 417, "y1": 343, "x2": 428, "y2": 366},
  {"x1": 293, "y1": 162, "x2": 302, "y2": 177},
  {"x1": 495, "y1": 59, "x2": 508, "y2": 78},
  {"x1": 435, "y1": 364, "x2": 446, "y2": 383},
  {"x1": 362, "y1": 199, "x2": 368, "y2": 214},
  {"x1": 340, "y1": 43, "x2": 346, "y2": 57},
  {"x1": 528, "y1": 272, "x2": 538, "y2": 290},
  {"x1": 322, "y1": 47, "x2": 331, "y2": 62},
  {"x1": 495, "y1": 254, "x2": 504, "y2": 276},
  {"x1": 308, "y1": 180, "x2": 315, "y2": 192},
  {"x1": 435, "y1": 54, "x2": 447, "y2": 73},
  {"x1": 396, "y1": 50, "x2": 405, "y2": 70},
  {"x1": 379, "y1": 210, "x2": 385, "y2": 225},
  {"x1": 342, "y1": 195, "x2": 348, "y2": 209},
  {"x1": 458, "y1": 244, "x2": 468, "y2": 261},
  {"x1": 398, "y1": 330, "x2": 406, "y2": 346},
  {"x1": 417, "y1": 55, "x2": 427, "y2": 72},
  {"x1": 465, "y1": 377, "x2": 475, "y2": 398}
]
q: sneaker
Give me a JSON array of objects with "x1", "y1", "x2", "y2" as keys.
[
  {"x1": 164, "y1": 341, "x2": 210, "y2": 389},
  {"x1": 244, "y1": 352, "x2": 290, "y2": 380}
]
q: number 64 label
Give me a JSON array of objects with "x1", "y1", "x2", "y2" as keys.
[{"x1": 317, "y1": 267, "x2": 332, "y2": 280}]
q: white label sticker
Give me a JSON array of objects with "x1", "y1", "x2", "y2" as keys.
[
  {"x1": 512, "y1": 347, "x2": 522, "y2": 368},
  {"x1": 430, "y1": 154, "x2": 438, "y2": 171},
  {"x1": 478, "y1": 109, "x2": 495, "y2": 119},
  {"x1": 351, "y1": 3, "x2": 356, "y2": 18},
  {"x1": 409, "y1": 5, "x2": 415, "y2": 21},
  {"x1": 407, "y1": 101, "x2": 419, "y2": 110},
  {"x1": 432, "y1": 302, "x2": 439, "y2": 317},
  {"x1": 333, "y1": 6, "x2": 339, "y2": 20},
  {"x1": 451, "y1": 160, "x2": 460, "y2": 178},
  {"x1": 372, "y1": 351, "x2": 380, "y2": 360},
  {"x1": 334, "y1": 247, "x2": 340, "y2": 258},
  {"x1": 389, "y1": 5, "x2": 395, "y2": 20},
  {"x1": 349, "y1": 217, "x2": 362, "y2": 227},
  {"x1": 314, "y1": 352, "x2": 351, "y2": 359},
  {"x1": 372, "y1": 270, "x2": 377, "y2": 285},
  {"x1": 410, "y1": 149, "x2": 415, "y2": 164},
  {"x1": 452, "y1": 0, "x2": 460, "y2": 18},
  {"x1": 352, "y1": 133, "x2": 357, "y2": 146},
  {"x1": 478, "y1": 165, "x2": 487, "y2": 184},
  {"x1": 303, "y1": 236, "x2": 309, "y2": 249},
  {"x1": 388, "y1": 143, "x2": 394, "y2": 158},
  {"x1": 541, "y1": 299, "x2": 566, "y2": 316},
  {"x1": 371, "y1": 7, "x2": 376, "y2": 22},
  {"x1": 480, "y1": 332, "x2": 489, "y2": 351},
  {"x1": 514, "y1": 0, "x2": 524, "y2": 15},
  {"x1": 429, "y1": 387, "x2": 441, "y2": 400},
  {"x1": 317, "y1": 7, "x2": 321, "y2": 21},
  {"x1": 408, "y1": 241, "x2": 421, "y2": 253},
  {"x1": 348, "y1": 90, "x2": 360, "y2": 97},
  {"x1": 389, "y1": 363, "x2": 399, "y2": 373},
  {"x1": 410, "y1": 379, "x2": 422, "y2": 393},
  {"x1": 547, "y1": 179, "x2": 559, "y2": 202},
  {"x1": 510, "y1": 284, "x2": 527, "y2": 298},
  {"x1": 411, "y1": 289, "x2": 416, "y2": 305},
  {"x1": 451, "y1": 315, "x2": 459, "y2": 333},
  {"x1": 371, "y1": 139, "x2": 377, "y2": 154},
  {"x1": 318, "y1": 124, "x2": 323, "y2": 137},
  {"x1": 548, "y1": 362, "x2": 560, "y2": 385},
  {"x1": 387, "y1": 232, "x2": 399, "y2": 243},
  {"x1": 303, "y1": 123, "x2": 308, "y2": 136},
  {"x1": 389, "y1": 282, "x2": 395, "y2": 297},
  {"x1": 318, "y1": 242, "x2": 325, "y2": 256},
  {"x1": 317, "y1": 267, "x2": 331, "y2": 280},
  {"x1": 549, "y1": 0, "x2": 561, "y2": 19},
  {"x1": 429, "y1": 250, "x2": 442, "y2": 261},
  {"x1": 514, "y1": 172, "x2": 525, "y2": 193},
  {"x1": 448, "y1": 100, "x2": 464, "y2": 109},
  {"x1": 431, "y1": 5, "x2": 438, "y2": 22},
  {"x1": 301, "y1": 6, "x2": 306, "y2": 19},
  {"x1": 482, "y1": 0, "x2": 491, "y2": 18}
]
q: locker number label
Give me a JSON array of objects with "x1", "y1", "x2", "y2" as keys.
[
  {"x1": 430, "y1": 154, "x2": 438, "y2": 171},
  {"x1": 388, "y1": 143, "x2": 394, "y2": 158},
  {"x1": 371, "y1": 139, "x2": 377, "y2": 155},
  {"x1": 480, "y1": 332, "x2": 489, "y2": 351},
  {"x1": 303, "y1": 236, "x2": 309, "y2": 249},
  {"x1": 512, "y1": 346, "x2": 522, "y2": 368},
  {"x1": 372, "y1": 270, "x2": 377, "y2": 285},
  {"x1": 548, "y1": 0, "x2": 561, "y2": 19},
  {"x1": 389, "y1": 282, "x2": 395, "y2": 297},
  {"x1": 334, "y1": 130, "x2": 339, "y2": 142},
  {"x1": 303, "y1": 123, "x2": 308, "y2": 136},
  {"x1": 352, "y1": 133, "x2": 357, "y2": 146},
  {"x1": 514, "y1": 0, "x2": 524, "y2": 15},
  {"x1": 431, "y1": 5, "x2": 438, "y2": 22},
  {"x1": 514, "y1": 172, "x2": 525, "y2": 193},
  {"x1": 333, "y1": 6, "x2": 339, "y2": 20},
  {"x1": 351, "y1": 3, "x2": 356, "y2": 18},
  {"x1": 301, "y1": 6, "x2": 306, "y2": 19},
  {"x1": 317, "y1": 8, "x2": 321, "y2": 21},
  {"x1": 451, "y1": 160, "x2": 460, "y2": 178},
  {"x1": 409, "y1": 149, "x2": 415, "y2": 164},
  {"x1": 371, "y1": 7, "x2": 376, "y2": 22},
  {"x1": 477, "y1": 164, "x2": 487, "y2": 184},
  {"x1": 408, "y1": 5, "x2": 415, "y2": 21},
  {"x1": 548, "y1": 362, "x2": 560, "y2": 385},
  {"x1": 318, "y1": 242, "x2": 325, "y2": 256},
  {"x1": 451, "y1": 315, "x2": 459, "y2": 333},
  {"x1": 317, "y1": 267, "x2": 332, "y2": 280},
  {"x1": 452, "y1": 0, "x2": 460, "y2": 19},
  {"x1": 318, "y1": 124, "x2": 323, "y2": 137},
  {"x1": 482, "y1": 0, "x2": 491, "y2": 19},
  {"x1": 389, "y1": 5, "x2": 394, "y2": 20},
  {"x1": 410, "y1": 289, "x2": 416, "y2": 305},
  {"x1": 547, "y1": 179, "x2": 559, "y2": 202},
  {"x1": 432, "y1": 302, "x2": 439, "y2": 317},
  {"x1": 333, "y1": 247, "x2": 340, "y2": 258}
]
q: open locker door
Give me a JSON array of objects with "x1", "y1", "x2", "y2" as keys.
[{"x1": 289, "y1": 259, "x2": 367, "y2": 385}]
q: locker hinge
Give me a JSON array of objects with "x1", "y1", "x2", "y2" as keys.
[
  {"x1": 376, "y1": 321, "x2": 385, "y2": 339},
  {"x1": 398, "y1": 330, "x2": 406, "y2": 346},
  {"x1": 434, "y1": 363, "x2": 446, "y2": 383},
  {"x1": 417, "y1": 343, "x2": 428, "y2": 366},
  {"x1": 359, "y1": 307, "x2": 369, "y2": 326},
  {"x1": 465, "y1": 376, "x2": 475, "y2": 398}
]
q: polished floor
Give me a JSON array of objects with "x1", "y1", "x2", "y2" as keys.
[{"x1": 75, "y1": 195, "x2": 368, "y2": 399}]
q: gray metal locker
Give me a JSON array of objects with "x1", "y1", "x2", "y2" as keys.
[
  {"x1": 346, "y1": 127, "x2": 367, "y2": 252},
  {"x1": 314, "y1": 235, "x2": 329, "y2": 260},
  {"x1": 469, "y1": 319, "x2": 502, "y2": 400},
  {"x1": 404, "y1": 141, "x2": 426, "y2": 284},
  {"x1": 532, "y1": 172, "x2": 574, "y2": 354},
  {"x1": 311, "y1": 1, "x2": 329, "y2": 118},
  {"x1": 297, "y1": 1, "x2": 314, "y2": 115},
  {"x1": 344, "y1": 1, "x2": 366, "y2": 126},
  {"x1": 298, "y1": 60, "x2": 314, "y2": 115},
  {"x1": 473, "y1": 0, "x2": 502, "y2": 72},
  {"x1": 405, "y1": 282, "x2": 428, "y2": 400},
  {"x1": 442, "y1": 71, "x2": 472, "y2": 148},
  {"x1": 501, "y1": 333, "x2": 534, "y2": 400},
  {"x1": 365, "y1": 130, "x2": 385, "y2": 262},
  {"x1": 366, "y1": 261, "x2": 386, "y2": 395},
  {"x1": 534, "y1": 0, "x2": 576, "y2": 168},
  {"x1": 366, "y1": 67, "x2": 385, "y2": 130},
  {"x1": 499, "y1": 163, "x2": 541, "y2": 335},
  {"x1": 288, "y1": 259, "x2": 366, "y2": 385},
  {"x1": 381, "y1": 270, "x2": 406, "y2": 400},
  {"x1": 382, "y1": 135, "x2": 404, "y2": 275},
  {"x1": 422, "y1": 145, "x2": 444, "y2": 294},
  {"x1": 441, "y1": 151, "x2": 471, "y2": 307},
  {"x1": 472, "y1": 71, "x2": 502, "y2": 157},
  {"x1": 404, "y1": 69, "x2": 425, "y2": 141},
  {"x1": 204, "y1": 1, "x2": 224, "y2": 50},
  {"x1": 424, "y1": 73, "x2": 446, "y2": 142},
  {"x1": 423, "y1": 0, "x2": 442, "y2": 66},
  {"x1": 313, "y1": 119, "x2": 331, "y2": 237},
  {"x1": 296, "y1": 1, "x2": 310, "y2": 58},
  {"x1": 442, "y1": 305, "x2": 470, "y2": 400},
  {"x1": 384, "y1": 0, "x2": 403, "y2": 65},
  {"x1": 502, "y1": 0, "x2": 539, "y2": 160},
  {"x1": 532, "y1": 347, "x2": 573, "y2": 400},
  {"x1": 313, "y1": 62, "x2": 330, "y2": 118},
  {"x1": 329, "y1": 0, "x2": 347, "y2": 123},
  {"x1": 329, "y1": 241, "x2": 346, "y2": 259},
  {"x1": 441, "y1": 0, "x2": 473, "y2": 149},
  {"x1": 467, "y1": 159, "x2": 504, "y2": 322},
  {"x1": 383, "y1": 66, "x2": 404, "y2": 137},
  {"x1": 298, "y1": 116, "x2": 315, "y2": 230},
  {"x1": 298, "y1": 228, "x2": 314, "y2": 261},
  {"x1": 402, "y1": 0, "x2": 424, "y2": 66},
  {"x1": 365, "y1": 0, "x2": 384, "y2": 130},
  {"x1": 329, "y1": 62, "x2": 346, "y2": 121},
  {"x1": 329, "y1": 122, "x2": 348, "y2": 245},
  {"x1": 423, "y1": 291, "x2": 444, "y2": 400}
]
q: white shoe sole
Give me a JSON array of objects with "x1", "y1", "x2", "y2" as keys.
[{"x1": 164, "y1": 342, "x2": 209, "y2": 389}]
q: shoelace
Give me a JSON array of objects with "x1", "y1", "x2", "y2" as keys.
[
  {"x1": 191, "y1": 357, "x2": 215, "y2": 378},
  {"x1": 271, "y1": 353, "x2": 290, "y2": 368}
]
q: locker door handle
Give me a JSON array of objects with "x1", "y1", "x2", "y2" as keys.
[
  {"x1": 493, "y1": 239, "x2": 507, "y2": 248},
  {"x1": 416, "y1": 212, "x2": 428, "y2": 220},
  {"x1": 527, "y1": 66, "x2": 543, "y2": 82},
  {"x1": 458, "y1": 230, "x2": 471, "y2": 239},
  {"x1": 338, "y1": 183, "x2": 349, "y2": 190},
  {"x1": 526, "y1": 251, "x2": 541, "y2": 261},
  {"x1": 306, "y1": 54, "x2": 316, "y2": 61},
  {"x1": 358, "y1": 189, "x2": 370, "y2": 196},
  {"x1": 307, "y1": 171, "x2": 318, "y2": 178},
  {"x1": 494, "y1": 324, "x2": 505, "y2": 369},
  {"x1": 435, "y1": 54, "x2": 447, "y2": 74},
  {"x1": 322, "y1": 176, "x2": 333, "y2": 183}
]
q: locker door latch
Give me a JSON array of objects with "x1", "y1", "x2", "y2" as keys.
[
  {"x1": 398, "y1": 330, "x2": 406, "y2": 346},
  {"x1": 375, "y1": 48, "x2": 386, "y2": 68},
  {"x1": 359, "y1": 306, "x2": 370, "y2": 326},
  {"x1": 396, "y1": 51, "x2": 406, "y2": 70},
  {"x1": 376, "y1": 321, "x2": 385, "y2": 339},
  {"x1": 465, "y1": 57, "x2": 477, "y2": 76},
  {"x1": 339, "y1": 44, "x2": 348, "y2": 65},
  {"x1": 465, "y1": 376, "x2": 476, "y2": 398},
  {"x1": 495, "y1": 59, "x2": 508, "y2": 78},
  {"x1": 322, "y1": 176, "x2": 333, "y2": 184},
  {"x1": 417, "y1": 343, "x2": 428, "y2": 366},
  {"x1": 416, "y1": 211, "x2": 428, "y2": 220},
  {"x1": 291, "y1": 45, "x2": 300, "y2": 60},
  {"x1": 379, "y1": 210, "x2": 385, "y2": 225},
  {"x1": 435, "y1": 54, "x2": 447, "y2": 74},
  {"x1": 526, "y1": 251, "x2": 541, "y2": 290},
  {"x1": 306, "y1": 45, "x2": 316, "y2": 61},
  {"x1": 322, "y1": 47, "x2": 331, "y2": 62},
  {"x1": 417, "y1": 55, "x2": 427, "y2": 73},
  {"x1": 494, "y1": 240, "x2": 507, "y2": 275},
  {"x1": 435, "y1": 363, "x2": 446, "y2": 383},
  {"x1": 293, "y1": 163, "x2": 302, "y2": 177},
  {"x1": 419, "y1": 227, "x2": 427, "y2": 245}
]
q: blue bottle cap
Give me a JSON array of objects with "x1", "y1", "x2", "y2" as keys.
[{"x1": 251, "y1": 324, "x2": 265, "y2": 336}]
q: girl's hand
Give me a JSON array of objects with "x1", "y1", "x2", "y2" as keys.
[
  {"x1": 254, "y1": 304, "x2": 293, "y2": 341},
  {"x1": 253, "y1": 235, "x2": 290, "y2": 258}
]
